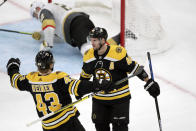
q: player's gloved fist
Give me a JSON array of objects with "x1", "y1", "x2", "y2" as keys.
[
  {"x1": 102, "y1": 82, "x2": 121, "y2": 94},
  {"x1": 32, "y1": 32, "x2": 41, "y2": 40},
  {"x1": 144, "y1": 78, "x2": 160, "y2": 98},
  {"x1": 6, "y1": 58, "x2": 21, "y2": 76},
  {"x1": 93, "y1": 79, "x2": 112, "y2": 93}
]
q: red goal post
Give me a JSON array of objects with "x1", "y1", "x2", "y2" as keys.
[
  {"x1": 120, "y1": 0, "x2": 125, "y2": 47},
  {"x1": 48, "y1": 0, "x2": 126, "y2": 47},
  {"x1": 47, "y1": 0, "x2": 170, "y2": 56}
]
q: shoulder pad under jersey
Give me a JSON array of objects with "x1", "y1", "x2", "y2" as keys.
[
  {"x1": 26, "y1": 72, "x2": 39, "y2": 81},
  {"x1": 83, "y1": 48, "x2": 96, "y2": 63},
  {"x1": 56, "y1": 71, "x2": 69, "y2": 79},
  {"x1": 105, "y1": 45, "x2": 127, "y2": 61},
  {"x1": 26, "y1": 71, "x2": 69, "y2": 83}
]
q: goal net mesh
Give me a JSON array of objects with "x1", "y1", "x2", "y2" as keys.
[{"x1": 49, "y1": 0, "x2": 171, "y2": 56}]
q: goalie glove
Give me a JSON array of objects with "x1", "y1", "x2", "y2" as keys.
[
  {"x1": 6, "y1": 58, "x2": 21, "y2": 76},
  {"x1": 32, "y1": 32, "x2": 42, "y2": 40},
  {"x1": 144, "y1": 78, "x2": 160, "y2": 98}
]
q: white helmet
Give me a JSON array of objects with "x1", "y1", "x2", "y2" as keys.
[{"x1": 30, "y1": 1, "x2": 45, "y2": 17}]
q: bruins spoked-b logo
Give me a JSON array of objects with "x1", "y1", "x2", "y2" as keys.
[{"x1": 95, "y1": 68, "x2": 112, "y2": 81}]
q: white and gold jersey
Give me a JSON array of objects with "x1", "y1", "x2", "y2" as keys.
[{"x1": 39, "y1": 3, "x2": 93, "y2": 47}]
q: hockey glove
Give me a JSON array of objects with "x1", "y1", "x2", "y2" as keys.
[
  {"x1": 103, "y1": 82, "x2": 121, "y2": 94},
  {"x1": 6, "y1": 58, "x2": 21, "y2": 76},
  {"x1": 32, "y1": 32, "x2": 41, "y2": 40},
  {"x1": 144, "y1": 78, "x2": 160, "y2": 98},
  {"x1": 93, "y1": 79, "x2": 112, "y2": 93}
]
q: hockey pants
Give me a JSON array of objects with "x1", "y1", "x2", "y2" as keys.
[{"x1": 92, "y1": 100, "x2": 130, "y2": 131}]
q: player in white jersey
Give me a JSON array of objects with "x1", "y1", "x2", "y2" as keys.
[{"x1": 30, "y1": 1, "x2": 95, "y2": 55}]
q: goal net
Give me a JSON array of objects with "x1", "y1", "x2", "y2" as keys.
[{"x1": 48, "y1": 0, "x2": 170, "y2": 56}]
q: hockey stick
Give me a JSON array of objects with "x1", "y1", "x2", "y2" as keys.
[
  {"x1": 147, "y1": 52, "x2": 162, "y2": 131},
  {"x1": 0, "y1": 28, "x2": 32, "y2": 35},
  {"x1": 26, "y1": 65, "x2": 144, "y2": 127},
  {"x1": 0, "y1": 0, "x2": 7, "y2": 6}
]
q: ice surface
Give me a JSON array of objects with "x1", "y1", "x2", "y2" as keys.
[{"x1": 0, "y1": 0, "x2": 196, "y2": 131}]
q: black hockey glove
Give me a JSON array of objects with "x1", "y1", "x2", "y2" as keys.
[
  {"x1": 144, "y1": 78, "x2": 160, "y2": 98},
  {"x1": 93, "y1": 79, "x2": 112, "y2": 93},
  {"x1": 102, "y1": 82, "x2": 121, "y2": 94},
  {"x1": 6, "y1": 58, "x2": 21, "y2": 76}
]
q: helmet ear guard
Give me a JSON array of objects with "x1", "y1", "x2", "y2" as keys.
[{"x1": 35, "y1": 50, "x2": 54, "y2": 70}]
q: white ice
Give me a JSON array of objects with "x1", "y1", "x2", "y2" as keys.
[{"x1": 0, "y1": 0, "x2": 196, "y2": 131}]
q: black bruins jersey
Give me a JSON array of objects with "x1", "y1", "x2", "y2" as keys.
[
  {"x1": 80, "y1": 45, "x2": 140, "y2": 104},
  {"x1": 10, "y1": 71, "x2": 90, "y2": 130}
]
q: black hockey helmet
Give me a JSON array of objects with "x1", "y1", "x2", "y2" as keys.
[
  {"x1": 35, "y1": 50, "x2": 54, "y2": 70},
  {"x1": 89, "y1": 27, "x2": 108, "y2": 40}
]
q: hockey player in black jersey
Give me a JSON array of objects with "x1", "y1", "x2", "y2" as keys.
[
  {"x1": 6, "y1": 50, "x2": 113, "y2": 131},
  {"x1": 30, "y1": 1, "x2": 95, "y2": 55},
  {"x1": 79, "y1": 27, "x2": 160, "y2": 131}
]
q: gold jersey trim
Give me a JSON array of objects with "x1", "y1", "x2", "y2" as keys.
[
  {"x1": 26, "y1": 72, "x2": 68, "y2": 84},
  {"x1": 94, "y1": 92, "x2": 130, "y2": 100},
  {"x1": 93, "y1": 85, "x2": 130, "y2": 100},
  {"x1": 42, "y1": 19, "x2": 56, "y2": 29},
  {"x1": 68, "y1": 80, "x2": 75, "y2": 94},
  {"x1": 80, "y1": 69, "x2": 92, "y2": 78},
  {"x1": 42, "y1": 107, "x2": 77, "y2": 129},
  {"x1": 68, "y1": 80, "x2": 81, "y2": 96},
  {"x1": 11, "y1": 73, "x2": 22, "y2": 89},
  {"x1": 110, "y1": 85, "x2": 129, "y2": 93},
  {"x1": 74, "y1": 81, "x2": 80, "y2": 96}
]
